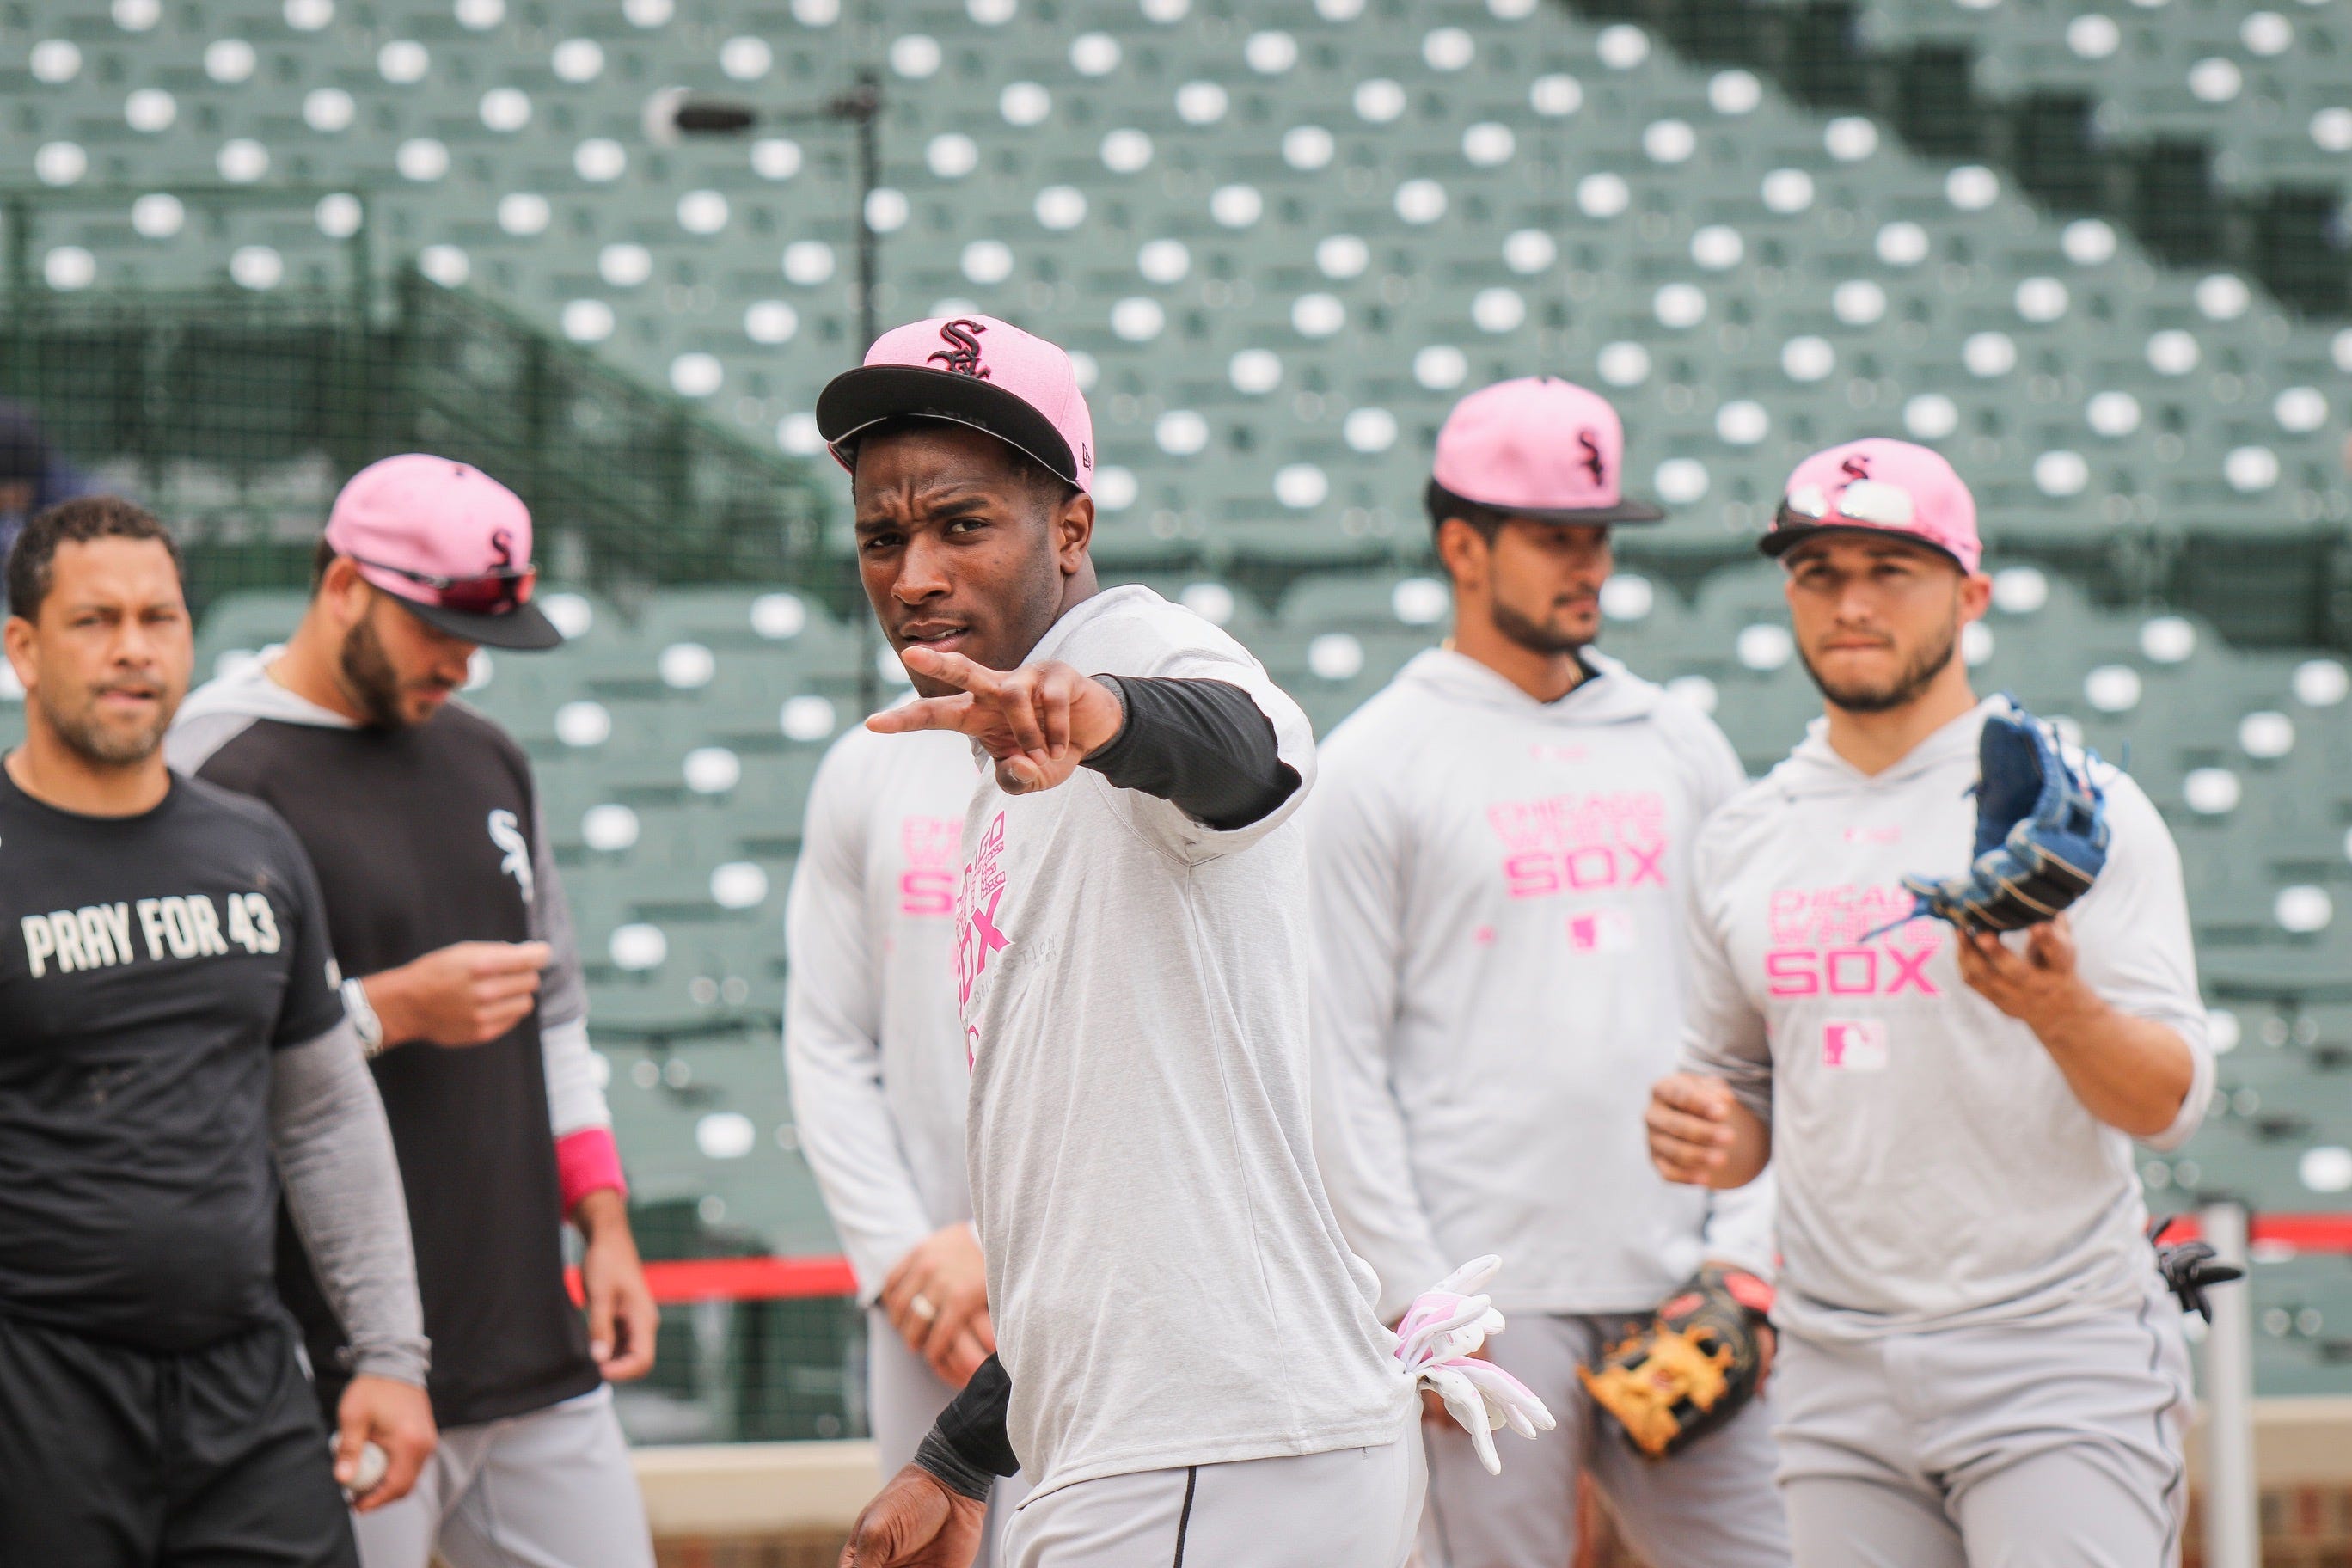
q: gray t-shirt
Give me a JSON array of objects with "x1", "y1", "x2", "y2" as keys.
[{"x1": 952, "y1": 585, "x2": 1412, "y2": 1502}]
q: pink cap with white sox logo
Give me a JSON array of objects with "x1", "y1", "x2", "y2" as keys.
[
  {"x1": 815, "y1": 315, "x2": 1095, "y2": 493},
  {"x1": 1762, "y1": 438, "x2": 1981, "y2": 574},
  {"x1": 323, "y1": 453, "x2": 560, "y2": 650},
  {"x1": 1431, "y1": 377, "x2": 1665, "y2": 524}
]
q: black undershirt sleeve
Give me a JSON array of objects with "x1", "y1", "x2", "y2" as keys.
[
  {"x1": 1080, "y1": 676, "x2": 1299, "y2": 830},
  {"x1": 913, "y1": 1354, "x2": 1019, "y2": 1500}
]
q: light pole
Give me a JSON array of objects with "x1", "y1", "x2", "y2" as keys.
[{"x1": 650, "y1": 70, "x2": 885, "y2": 714}]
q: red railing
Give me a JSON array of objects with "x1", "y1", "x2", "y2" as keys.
[{"x1": 567, "y1": 1253, "x2": 856, "y2": 1307}]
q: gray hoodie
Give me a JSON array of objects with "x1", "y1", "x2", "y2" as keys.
[
  {"x1": 1308, "y1": 647, "x2": 1774, "y2": 1323},
  {"x1": 1679, "y1": 697, "x2": 2211, "y2": 1341}
]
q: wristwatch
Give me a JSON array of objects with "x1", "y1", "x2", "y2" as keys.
[{"x1": 341, "y1": 977, "x2": 387, "y2": 1057}]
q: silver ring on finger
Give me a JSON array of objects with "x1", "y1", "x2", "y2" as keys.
[{"x1": 910, "y1": 1293, "x2": 938, "y2": 1322}]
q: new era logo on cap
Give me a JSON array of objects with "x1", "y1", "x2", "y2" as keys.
[{"x1": 816, "y1": 314, "x2": 1095, "y2": 493}]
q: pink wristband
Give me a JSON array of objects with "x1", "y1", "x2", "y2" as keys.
[{"x1": 556, "y1": 1127, "x2": 628, "y2": 1211}]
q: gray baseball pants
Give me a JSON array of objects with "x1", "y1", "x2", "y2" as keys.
[
  {"x1": 351, "y1": 1384, "x2": 652, "y2": 1568},
  {"x1": 1772, "y1": 1286, "x2": 2194, "y2": 1567},
  {"x1": 1418, "y1": 1310, "x2": 1790, "y2": 1568},
  {"x1": 1005, "y1": 1436, "x2": 1424, "y2": 1568},
  {"x1": 869, "y1": 1307, "x2": 1026, "y2": 1567}
]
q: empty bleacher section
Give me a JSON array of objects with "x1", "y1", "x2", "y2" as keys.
[
  {"x1": 1582, "y1": 0, "x2": 2352, "y2": 319},
  {"x1": 4, "y1": 0, "x2": 2349, "y2": 1420},
  {"x1": 7, "y1": 0, "x2": 2349, "y2": 619}
]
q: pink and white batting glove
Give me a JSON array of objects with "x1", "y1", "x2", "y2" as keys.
[{"x1": 1393, "y1": 1256, "x2": 1555, "y2": 1475}]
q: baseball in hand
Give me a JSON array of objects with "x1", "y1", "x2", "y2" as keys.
[{"x1": 335, "y1": 1439, "x2": 389, "y2": 1496}]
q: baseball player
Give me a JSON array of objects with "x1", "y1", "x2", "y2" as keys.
[
  {"x1": 787, "y1": 716, "x2": 1028, "y2": 1552},
  {"x1": 0, "y1": 496, "x2": 432, "y2": 1565},
  {"x1": 1646, "y1": 439, "x2": 2212, "y2": 1565},
  {"x1": 1309, "y1": 378, "x2": 1788, "y2": 1567},
  {"x1": 815, "y1": 315, "x2": 1545, "y2": 1568},
  {"x1": 168, "y1": 457, "x2": 658, "y2": 1568}
]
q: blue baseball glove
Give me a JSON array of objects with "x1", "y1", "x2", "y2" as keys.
[{"x1": 1899, "y1": 705, "x2": 2110, "y2": 934}]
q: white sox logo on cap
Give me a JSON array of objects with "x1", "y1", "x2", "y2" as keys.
[{"x1": 928, "y1": 319, "x2": 990, "y2": 380}]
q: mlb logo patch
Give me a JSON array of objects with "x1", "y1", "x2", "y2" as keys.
[
  {"x1": 1821, "y1": 1019, "x2": 1889, "y2": 1072},
  {"x1": 1566, "y1": 908, "x2": 1634, "y2": 953}
]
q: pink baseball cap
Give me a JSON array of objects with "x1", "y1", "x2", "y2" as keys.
[
  {"x1": 1762, "y1": 438, "x2": 1982, "y2": 574},
  {"x1": 1431, "y1": 377, "x2": 1664, "y2": 524},
  {"x1": 323, "y1": 453, "x2": 560, "y2": 650},
  {"x1": 815, "y1": 315, "x2": 1094, "y2": 493}
]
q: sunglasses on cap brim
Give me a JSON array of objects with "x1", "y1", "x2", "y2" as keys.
[
  {"x1": 349, "y1": 554, "x2": 538, "y2": 616},
  {"x1": 1770, "y1": 476, "x2": 1918, "y2": 536}
]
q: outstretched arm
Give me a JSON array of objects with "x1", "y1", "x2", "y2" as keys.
[{"x1": 867, "y1": 647, "x2": 1295, "y2": 826}]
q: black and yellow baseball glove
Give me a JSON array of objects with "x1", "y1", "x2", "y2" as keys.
[{"x1": 1579, "y1": 1265, "x2": 1773, "y2": 1461}]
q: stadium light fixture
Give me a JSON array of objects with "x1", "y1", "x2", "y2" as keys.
[{"x1": 645, "y1": 70, "x2": 886, "y2": 713}]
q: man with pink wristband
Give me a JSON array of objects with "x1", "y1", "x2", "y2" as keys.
[{"x1": 169, "y1": 455, "x2": 658, "y2": 1568}]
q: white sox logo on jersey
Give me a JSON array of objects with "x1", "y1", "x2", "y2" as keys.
[{"x1": 488, "y1": 808, "x2": 534, "y2": 903}]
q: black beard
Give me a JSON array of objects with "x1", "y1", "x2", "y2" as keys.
[
  {"x1": 1798, "y1": 617, "x2": 1958, "y2": 714},
  {"x1": 339, "y1": 610, "x2": 408, "y2": 729},
  {"x1": 1489, "y1": 597, "x2": 1594, "y2": 658},
  {"x1": 40, "y1": 687, "x2": 167, "y2": 767}
]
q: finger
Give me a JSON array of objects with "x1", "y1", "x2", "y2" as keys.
[
  {"x1": 1653, "y1": 1075, "x2": 1728, "y2": 1117},
  {"x1": 922, "y1": 1293, "x2": 980, "y2": 1362},
  {"x1": 1953, "y1": 931, "x2": 1996, "y2": 977},
  {"x1": 1645, "y1": 1104, "x2": 1733, "y2": 1147},
  {"x1": 970, "y1": 1307, "x2": 996, "y2": 1355},
  {"x1": 897, "y1": 646, "x2": 995, "y2": 696},
  {"x1": 997, "y1": 756, "x2": 1043, "y2": 794},
  {"x1": 866, "y1": 694, "x2": 979, "y2": 735},
  {"x1": 1970, "y1": 929, "x2": 2026, "y2": 979},
  {"x1": 585, "y1": 1274, "x2": 616, "y2": 1367},
  {"x1": 364, "y1": 1426, "x2": 431, "y2": 1512},
  {"x1": 1037, "y1": 668, "x2": 1075, "y2": 756},
  {"x1": 480, "y1": 995, "x2": 538, "y2": 1030},
  {"x1": 475, "y1": 970, "x2": 545, "y2": 1002},
  {"x1": 1654, "y1": 1155, "x2": 1720, "y2": 1186},
  {"x1": 333, "y1": 1399, "x2": 368, "y2": 1485},
  {"x1": 998, "y1": 677, "x2": 1050, "y2": 759},
  {"x1": 882, "y1": 1290, "x2": 916, "y2": 1345},
  {"x1": 1649, "y1": 1135, "x2": 1724, "y2": 1181},
  {"x1": 2028, "y1": 916, "x2": 2076, "y2": 968},
  {"x1": 474, "y1": 941, "x2": 553, "y2": 976},
  {"x1": 602, "y1": 1289, "x2": 658, "y2": 1381},
  {"x1": 940, "y1": 1326, "x2": 988, "y2": 1381},
  {"x1": 1652, "y1": 1150, "x2": 1724, "y2": 1184},
  {"x1": 880, "y1": 1265, "x2": 926, "y2": 1331}
]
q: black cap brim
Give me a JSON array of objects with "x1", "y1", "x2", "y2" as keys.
[
  {"x1": 816, "y1": 364, "x2": 1079, "y2": 486},
  {"x1": 392, "y1": 592, "x2": 565, "y2": 651},
  {"x1": 1508, "y1": 499, "x2": 1669, "y2": 526},
  {"x1": 1758, "y1": 518, "x2": 1965, "y2": 571}
]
